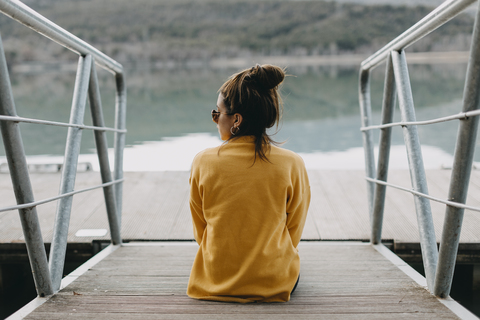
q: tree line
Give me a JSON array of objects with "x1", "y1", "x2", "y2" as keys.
[{"x1": 0, "y1": 0, "x2": 474, "y2": 64}]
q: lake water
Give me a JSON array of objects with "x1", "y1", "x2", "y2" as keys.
[{"x1": 0, "y1": 61, "x2": 476, "y2": 171}]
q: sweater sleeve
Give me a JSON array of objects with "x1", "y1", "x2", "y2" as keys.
[
  {"x1": 189, "y1": 163, "x2": 207, "y2": 244},
  {"x1": 286, "y1": 164, "x2": 311, "y2": 247}
]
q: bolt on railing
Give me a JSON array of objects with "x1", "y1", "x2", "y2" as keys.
[
  {"x1": 359, "y1": 0, "x2": 480, "y2": 298},
  {"x1": 0, "y1": 0, "x2": 126, "y2": 295}
]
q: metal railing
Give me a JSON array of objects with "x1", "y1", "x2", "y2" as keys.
[
  {"x1": 0, "y1": 0, "x2": 126, "y2": 296},
  {"x1": 359, "y1": 0, "x2": 480, "y2": 298}
]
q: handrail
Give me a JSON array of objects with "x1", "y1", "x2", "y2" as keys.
[
  {"x1": 360, "y1": 108, "x2": 480, "y2": 131},
  {"x1": 359, "y1": 0, "x2": 480, "y2": 299},
  {"x1": 0, "y1": 0, "x2": 126, "y2": 296},
  {"x1": 0, "y1": 0, "x2": 123, "y2": 74},
  {"x1": 0, "y1": 115, "x2": 127, "y2": 133},
  {"x1": 0, "y1": 178, "x2": 125, "y2": 213},
  {"x1": 365, "y1": 177, "x2": 480, "y2": 213},
  {"x1": 360, "y1": 0, "x2": 476, "y2": 71}
]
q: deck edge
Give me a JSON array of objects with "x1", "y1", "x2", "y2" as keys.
[
  {"x1": 373, "y1": 244, "x2": 479, "y2": 320},
  {"x1": 5, "y1": 244, "x2": 120, "y2": 320},
  {"x1": 59, "y1": 244, "x2": 121, "y2": 289}
]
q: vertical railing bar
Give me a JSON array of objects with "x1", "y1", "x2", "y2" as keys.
[
  {"x1": 371, "y1": 54, "x2": 397, "y2": 245},
  {"x1": 359, "y1": 68, "x2": 376, "y2": 221},
  {"x1": 434, "y1": 1, "x2": 480, "y2": 298},
  {"x1": 113, "y1": 73, "x2": 126, "y2": 226},
  {"x1": 0, "y1": 34, "x2": 53, "y2": 297},
  {"x1": 49, "y1": 54, "x2": 92, "y2": 291},
  {"x1": 88, "y1": 60, "x2": 122, "y2": 245},
  {"x1": 391, "y1": 49, "x2": 438, "y2": 292}
]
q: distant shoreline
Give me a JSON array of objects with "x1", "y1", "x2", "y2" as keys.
[
  {"x1": 209, "y1": 51, "x2": 470, "y2": 69},
  {"x1": 10, "y1": 51, "x2": 470, "y2": 74}
]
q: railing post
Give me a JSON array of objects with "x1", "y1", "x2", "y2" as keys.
[
  {"x1": 113, "y1": 72, "x2": 126, "y2": 226},
  {"x1": 391, "y1": 50, "x2": 438, "y2": 292},
  {"x1": 88, "y1": 60, "x2": 122, "y2": 245},
  {"x1": 434, "y1": 2, "x2": 480, "y2": 298},
  {"x1": 359, "y1": 68, "x2": 376, "y2": 221},
  {"x1": 0, "y1": 35, "x2": 53, "y2": 296},
  {"x1": 49, "y1": 54, "x2": 92, "y2": 291},
  {"x1": 371, "y1": 55, "x2": 396, "y2": 244}
]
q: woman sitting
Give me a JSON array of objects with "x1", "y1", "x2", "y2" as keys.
[{"x1": 187, "y1": 64, "x2": 311, "y2": 303}]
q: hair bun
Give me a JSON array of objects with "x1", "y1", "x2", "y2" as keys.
[{"x1": 251, "y1": 64, "x2": 285, "y2": 90}]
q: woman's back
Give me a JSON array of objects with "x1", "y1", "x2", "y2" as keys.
[{"x1": 188, "y1": 136, "x2": 310, "y2": 303}]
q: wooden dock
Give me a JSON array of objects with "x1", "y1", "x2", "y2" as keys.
[
  {"x1": 14, "y1": 242, "x2": 473, "y2": 319},
  {"x1": 3, "y1": 169, "x2": 480, "y2": 319},
  {"x1": 2, "y1": 170, "x2": 480, "y2": 243}
]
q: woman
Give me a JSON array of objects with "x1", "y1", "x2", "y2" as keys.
[{"x1": 187, "y1": 64, "x2": 310, "y2": 303}]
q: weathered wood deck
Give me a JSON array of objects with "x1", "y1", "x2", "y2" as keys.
[
  {"x1": 1, "y1": 170, "x2": 480, "y2": 243},
  {"x1": 3, "y1": 170, "x2": 480, "y2": 319},
  {"x1": 15, "y1": 242, "x2": 472, "y2": 319}
]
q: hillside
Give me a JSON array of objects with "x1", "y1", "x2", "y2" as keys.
[{"x1": 0, "y1": 0, "x2": 474, "y2": 65}]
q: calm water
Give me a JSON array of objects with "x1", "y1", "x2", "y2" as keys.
[{"x1": 0, "y1": 61, "x2": 476, "y2": 170}]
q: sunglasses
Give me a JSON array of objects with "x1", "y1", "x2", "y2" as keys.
[{"x1": 211, "y1": 109, "x2": 233, "y2": 123}]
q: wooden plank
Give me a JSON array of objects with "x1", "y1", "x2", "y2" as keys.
[
  {"x1": 309, "y1": 171, "x2": 365, "y2": 239},
  {"x1": 25, "y1": 297, "x2": 455, "y2": 314},
  {"x1": 23, "y1": 243, "x2": 460, "y2": 319},
  {"x1": 23, "y1": 313, "x2": 461, "y2": 320},
  {"x1": 322, "y1": 170, "x2": 371, "y2": 239}
]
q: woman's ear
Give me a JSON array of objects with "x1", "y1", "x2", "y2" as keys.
[{"x1": 234, "y1": 113, "x2": 243, "y2": 126}]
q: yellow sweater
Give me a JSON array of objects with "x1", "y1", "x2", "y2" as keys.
[{"x1": 187, "y1": 136, "x2": 311, "y2": 303}]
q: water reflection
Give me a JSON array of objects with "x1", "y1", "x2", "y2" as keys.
[{"x1": 0, "y1": 61, "x2": 478, "y2": 170}]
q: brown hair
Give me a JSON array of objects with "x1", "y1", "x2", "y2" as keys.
[{"x1": 219, "y1": 64, "x2": 285, "y2": 162}]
